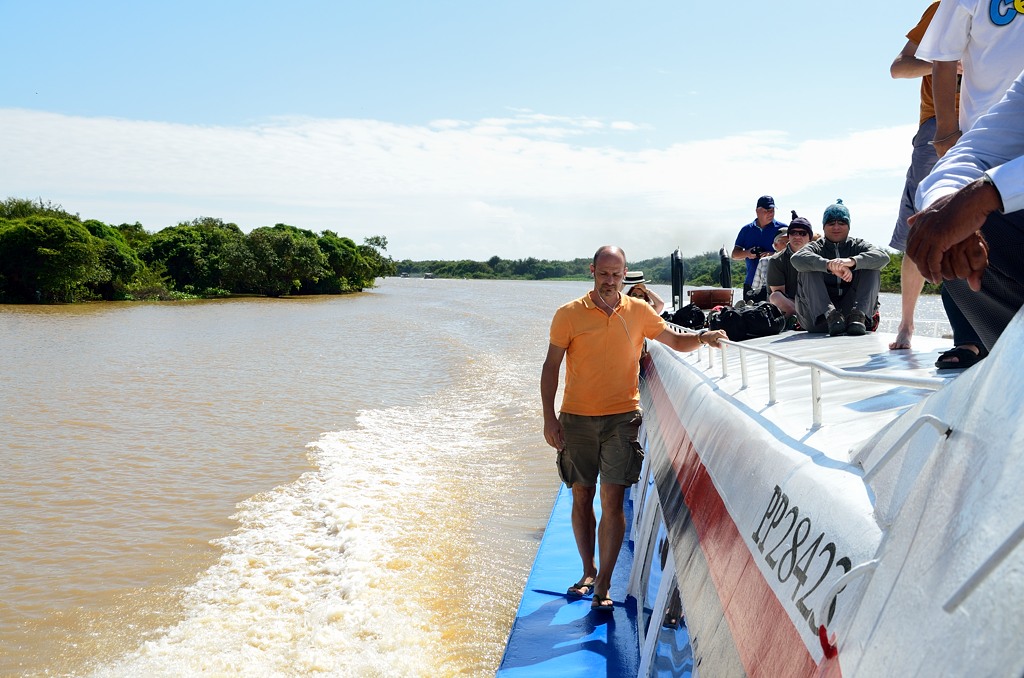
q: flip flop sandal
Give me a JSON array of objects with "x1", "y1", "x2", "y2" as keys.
[
  {"x1": 566, "y1": 579, "x2": 594, "y2": 598},
  {"x1": 591, "y1": 593, "x2": 615, "y2": 611}
]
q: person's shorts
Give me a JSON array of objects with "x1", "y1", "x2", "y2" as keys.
[
  {"x1": 890, "y1": 118, "x2": 938, "y2": 251},
  {"x1": 556, "y1": 410, "x2": 644, "y2": 488}
]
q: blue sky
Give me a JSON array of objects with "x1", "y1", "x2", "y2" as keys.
[{"x1": 1, "y1": 1, "x2": 933, "y2": 262}]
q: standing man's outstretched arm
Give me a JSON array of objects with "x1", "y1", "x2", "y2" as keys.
[{"x1": 541, "y1": 343, "x2": 567, "y2": 450}]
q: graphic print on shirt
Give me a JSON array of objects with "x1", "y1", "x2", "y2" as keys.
[{"x1": 990, "y1": 0, "x2": 1024, "y2": 26}]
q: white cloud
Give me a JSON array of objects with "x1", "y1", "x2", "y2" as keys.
[
  {"x1": 0, "y1": 108, "x2": 913, "y2": 261},
  {"x1": 427, "y1": 119, "x2": 464, "y2": 130}
]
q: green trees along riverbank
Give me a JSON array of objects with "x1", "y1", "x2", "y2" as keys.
[{"x1": 0, "y1": 198, "x2": 396, "y2": 303}]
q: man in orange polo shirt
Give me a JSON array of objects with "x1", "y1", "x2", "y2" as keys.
[{"x1": 540, "y1": 245, "x2": 725, "y2": 610}]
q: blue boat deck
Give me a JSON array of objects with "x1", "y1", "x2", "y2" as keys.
[{"x1": 498, "y1": 483, "x2": 641, "y2": 677}]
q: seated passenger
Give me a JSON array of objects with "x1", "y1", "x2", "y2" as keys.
[
  {"x1": 624, "y1": 271, "x2": 665, "y2": 315},
  {"x1": 791, "y1": 200, "x2": 891, "y2": 336},
  {"x1": 767, "y1": 213, "x2": 813, "y2": 321},
  {"x1": 750, "y1": 227, "x2": 789, "y2": 301}
]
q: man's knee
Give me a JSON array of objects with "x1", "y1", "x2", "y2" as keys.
[
  {"x1": 769, "y1": 291, "x2": 794, "y2": 315},
  {"x1": 571, "y1": 484, "x2": 597, "y2": 509},
  {"x1": 599, "y1": 483, "x2": 627, "y2": 512}
]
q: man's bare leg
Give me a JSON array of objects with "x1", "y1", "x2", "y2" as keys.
[
  {"x1": 769, "y1": 290, "x2": 796, "y2": 317},
  {"x1": 592, "y1": 483, "x2": 627, "y2": 608},
  {"x1": 570, "y1": 484, "x2": 598, "y2": 591},
  {"x1": 890, "y1": 255, "x2": 924, "y2": 350}
]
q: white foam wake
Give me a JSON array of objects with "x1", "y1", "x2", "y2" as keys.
[{"x1": 92, "y1": 355, "x2": 534, "y2": 677}]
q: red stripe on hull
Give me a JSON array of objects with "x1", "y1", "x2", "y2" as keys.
[{"x1": 647, "y1": 365, "x2": 842, "y2": 678}]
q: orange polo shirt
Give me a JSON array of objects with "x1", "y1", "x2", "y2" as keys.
[{"x1": 549, "y1": 293, "x2": 667, "y2": 416}]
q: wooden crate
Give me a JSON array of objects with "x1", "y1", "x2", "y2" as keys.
[{"x1": 688, "y1": 288, "x2": 734, "y2": 309}]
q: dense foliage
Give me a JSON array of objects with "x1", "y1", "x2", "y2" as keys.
[
  {"x1": 0, "y1": 198, "x2": 396, "y2": 303},
  {"x1": 397, "y1": 251, "x2": 932, "y2": 295}
]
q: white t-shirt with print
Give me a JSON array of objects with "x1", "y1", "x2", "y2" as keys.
[{"x1": 916, "y1": 0, "x2": 1024, "y2": 131}]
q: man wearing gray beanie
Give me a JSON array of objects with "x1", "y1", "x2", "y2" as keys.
[{"x1": 791, "y1": 200, "x2": 891, "y2": 336}]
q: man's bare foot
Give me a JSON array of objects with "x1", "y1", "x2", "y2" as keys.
[{"x1": 889, "y1": 326, "x2": 913, "y2": 350}]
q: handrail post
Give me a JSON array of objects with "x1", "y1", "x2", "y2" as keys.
[
  {"x1": 860, "y1": 415, "x2": 951, "y2": 483},
  {"x1": 817, "y1": 559, "x2": 880, "y2": 642},
  {"x1": 811, "y1": 367, "x2": 822, "y2": 427},
  {"x1": 768, "y1": 356, "x2": 777, "y2": 405},
  {"x1": 739, "y1": 344, "x2": 747, "y2": 388}
]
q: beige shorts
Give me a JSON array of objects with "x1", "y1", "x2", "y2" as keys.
[{"x1": 556, "y1": 410, "x2": 644, "y2": 487}]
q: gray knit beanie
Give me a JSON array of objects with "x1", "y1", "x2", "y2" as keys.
[{"x1": 822, "y1": 199, "x2": 851, "y2": 225}]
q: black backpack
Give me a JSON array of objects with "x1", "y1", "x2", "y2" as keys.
[
  {"x1": 708, "y1": 306, "x2": 745, "y2": 341},
  {"x1": 709, "y1": 302, "x2": 785, "y2": 341},
  {"x1": 669, "y1": 303, "x2": 706, "y2": 330}
]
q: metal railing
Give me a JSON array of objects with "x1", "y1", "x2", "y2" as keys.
[{"x1": 689, "y1": 334, "x2": 947, "y2": 428}]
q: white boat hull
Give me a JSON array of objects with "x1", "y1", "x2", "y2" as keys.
[{"x1": 638, "y1": 317, "x2": 1024, "y2": 676}]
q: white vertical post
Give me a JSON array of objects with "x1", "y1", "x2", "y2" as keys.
[
  {"x1": 812, "y1": 367, "x2": 822, "y2": 427},
  {"x1": 637, "y1": 546, "x2": 680, "y2": 678}
]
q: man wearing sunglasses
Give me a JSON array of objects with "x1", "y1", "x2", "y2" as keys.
[{"x1": 767, "y1": 212, "x2": 814, "y2": 322}]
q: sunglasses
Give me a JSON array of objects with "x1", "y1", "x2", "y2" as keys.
[{"x1": 788, "y1": 230, "x2": 811, "y2": 237}]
